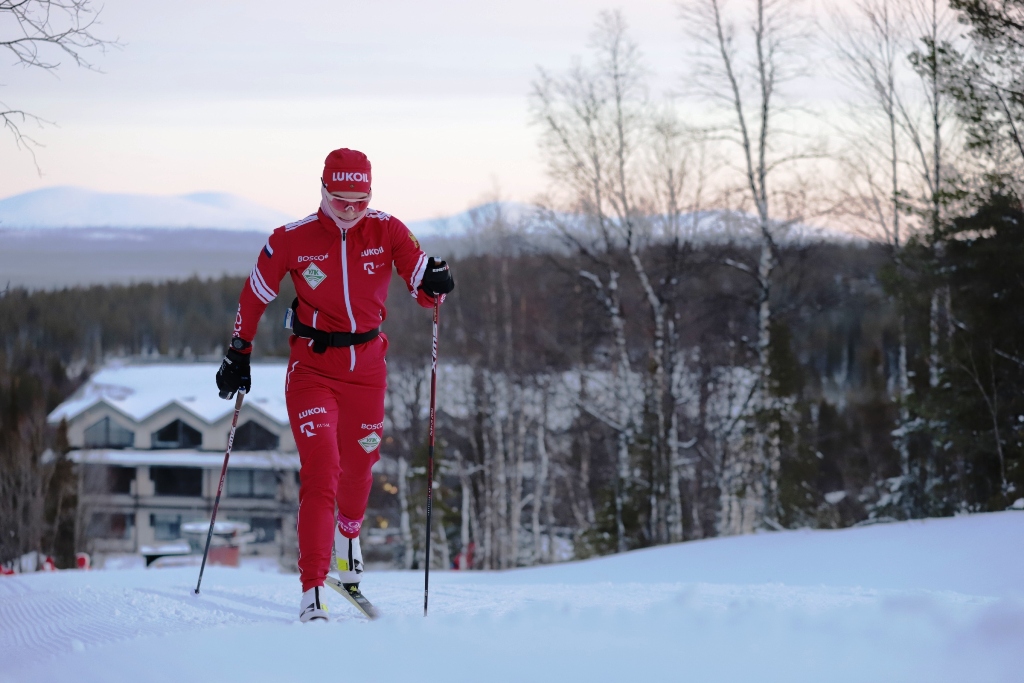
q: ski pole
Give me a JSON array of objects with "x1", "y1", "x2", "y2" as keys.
[
  {"x1": 194, "y1": 389, "x2": 245, "y2": 595},
  {"x1": 424, "y1": 296, "x2": 440, "y2": 616}
]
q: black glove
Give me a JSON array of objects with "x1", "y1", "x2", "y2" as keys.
[
  {"x1": 216, "y1": 339, "x2": 252, "y2": 399},
  {"x1": 419, "y1": 257, "x2": 455, "y2": 296}
]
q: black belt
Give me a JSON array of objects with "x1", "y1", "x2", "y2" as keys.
[{"x1": 289, "y1": 298, "x2": 379, "y2": 354}]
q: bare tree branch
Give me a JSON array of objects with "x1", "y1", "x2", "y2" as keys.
[{"x1": 1, "y1": 0, "x2": 114, "y2": 162}]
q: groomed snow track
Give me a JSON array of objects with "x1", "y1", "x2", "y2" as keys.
[{"x1": 2, "y1": 512, "x2": 1023, "y2": 683}]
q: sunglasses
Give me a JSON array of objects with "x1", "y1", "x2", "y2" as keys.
[
  {"x1": 322, "y1": 179, "x2": 370, "y2": 212},
  {"x1": 327, "y1": 194, "x2": 370, "y2": 212}
]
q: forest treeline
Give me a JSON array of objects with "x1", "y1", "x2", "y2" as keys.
[
  {"x1": 5, "y1": 0, "x2": 1024, "y2": 567},
  {"x1": 2, "y1": 219, "x2": 1020, "y2": 568}
]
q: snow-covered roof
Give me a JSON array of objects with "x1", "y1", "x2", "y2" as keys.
[
  {"x1": 48, "y1": 361, "x2": 290, "y2": 426},
  {"x1": 68, "y1": 448, "x2": 299, "y2": 470}
]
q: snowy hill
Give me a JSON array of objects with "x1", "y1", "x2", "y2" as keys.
[
  {"x1": 404, "y1": 201, "x2": 535, "y2": 236},
  {"x1": 1, "y1": 512, "x2": 1022, "y2": 683},
  {"x1": 407, "y1": 202, "x2": 857, "y2": 255},
  {"x1": 0, "y1": 186, "x2": 516, "y2": 235},
  {"x1": 0, "y1": 192, "x2": 520, "y2": 289},
  {"x1": 0, "y1": 187, "x2": 292, "y2": 231},
  {"x1": 0, "y1": 191, "x2": 858, "y2": 289}
]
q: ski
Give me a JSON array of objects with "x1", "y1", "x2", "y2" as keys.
[{"x1": 323, "y1": 576, "x2": 379, "y2": 620}]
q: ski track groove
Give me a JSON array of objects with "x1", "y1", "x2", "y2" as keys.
[
  {"x1": 1, "y1": 571, "x2": 991, "y2": 671},
  {"x1": 4, "y1": 515, "x2": 1024, "y2": 682},
  {"x1": 0, "y1": 577, "x2": 31, "y2": 597},
  {"x1": 0, "y1": 583, "x2": 286, "y2": 669},
  {"x1": 0, "y1": 581, "x2": 1016, "y2": 676},
  {"x1": 0, "y1": 593, "x2": 122, "y2": 661}
]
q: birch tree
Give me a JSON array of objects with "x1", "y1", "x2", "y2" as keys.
[
  {"x1": 638, "y1": 110, "x2": 712, "y2": 543},
  {"x1": 895, "y1": 0, "x2": 965, "y2": 511},
  {"x1": 827, "y1": 0, "x2": 918, "y2": 490},
  {"x1": 825, "y1": 0, "x2": 965, "y2": 516},
  {"x1": 385, "y1": 364, "x2": 431, "y2": 568},
  {"x1": 532, "y1": 412, "x2": 551, "y2": 562},
  {"x1": 904, "y1": 0, "x2": 963, "y2": 396},
  {"x1": 680, "y1": 0, "x2": 812, "y2": 534},
  {"x1": 453, "y1": 446, "x2": 479, "y2": 569},
  {"x1": 532, "y1": 8, "x2": 723, "y2": 548},
  {"x1": 531, "y1": 10, "x2": 650, "y2": 552}
]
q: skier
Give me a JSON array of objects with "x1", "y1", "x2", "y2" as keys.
[{"x1": 215, "y1": 148, "x2": 454, "y2": 621}]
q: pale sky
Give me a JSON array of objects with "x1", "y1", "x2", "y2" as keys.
[{"x1": 1, "y1": 0, "x2": 694, "y2": 223}]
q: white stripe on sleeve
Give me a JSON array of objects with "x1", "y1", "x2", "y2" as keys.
[
  {"x1": 409, "y1": 253, "x2": 428, "y2": 293},
  {"x1": 249, "y1": 276, "x2": 272, "y2": 304},
  {"x1": 253, "y1": 266, "x2": 277, "y2": 302},
  {"x1": 249, "y1": 266, "x2": 276, "y2": 304},
  {"x1": 251, "y1": 264, "x2": 276, "y2": 301}
]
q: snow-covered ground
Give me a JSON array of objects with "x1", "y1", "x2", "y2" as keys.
[{"x1": 2, "y1": 512, "x2": 1023, "y2": 683}]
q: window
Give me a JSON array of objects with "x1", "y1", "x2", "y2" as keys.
[
  {"x1": 82, "y1": 464, "x2": 135, "y2": 495},
  {"x1": 83, "y1": 417, "x2": 135, "y2": 448},
  {"x1": 248, "y1": 517, "x2": 280, "y2": 543},
  {"x1": 150, "y1": 513, "x2": 182, "y2": 541},
  {"x1": 151, "y1": 419, "x2": 202, "y2": 449},
  {"x1": 224, "y1": 517, "x2": 279, "y2": 543},
  {"x1": 226, "y1": 469, "x2": 277, "y2": 498},
  {"x1": 151, "y1": 466, "x2": 203, "y2": 497},
  {"x1": 87, "y1": 512, "x2": 134, "y2": 540},
  {"x1": 234, "y1": 421, "x2": 280, "y2": 451}
]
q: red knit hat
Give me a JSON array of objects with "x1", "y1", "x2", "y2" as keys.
[{"x1": 323, "y1": 148, "x2": 371, "y2": 194}]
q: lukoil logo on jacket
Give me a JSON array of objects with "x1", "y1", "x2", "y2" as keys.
[{"x1": 299, "y1": 406, "x2": 327, "y2": 420}]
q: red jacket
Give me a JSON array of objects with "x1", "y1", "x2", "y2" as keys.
[{"x1": 234, "y1": 207, "x2": 436, "y2": 366}]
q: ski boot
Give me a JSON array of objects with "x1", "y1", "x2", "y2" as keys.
[{"x1": 299, "y1": 585, "x2": 329, "y2": 623}]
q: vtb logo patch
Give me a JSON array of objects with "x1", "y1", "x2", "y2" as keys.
[
  {"x1": 357, "y1": 431, "x2": 381, "y2": 453},
  {"x1": 303, "y1": 263, "x2": 326, "y2": 289}
]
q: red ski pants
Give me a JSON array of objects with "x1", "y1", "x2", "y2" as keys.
[{"x1": 286, "y1": 335, "x2": 387, "y2": 592}]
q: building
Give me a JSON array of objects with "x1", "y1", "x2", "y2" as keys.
[{"x1": 47, "y1": 361, "x2": 300, "y2": 566}]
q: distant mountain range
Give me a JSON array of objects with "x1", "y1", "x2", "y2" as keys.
[
  {"x1": 0, "y1": 187, "x2": 854, "y2": 290},
  {"x1": 0, "y1": 186, "x2": 851, "y2": 243},
  {"x1": 0, "y1": 186, "x2": 529, "y2": 236},
  {"x1": 405, "y1": 201, "x2": 535, "y2": 236},
  {"x1": 0, "y1": 188, "x2": 531, "y2": 289},
  {"x1": 0, "y1": 187, "x2": 293, "y2": 232}
]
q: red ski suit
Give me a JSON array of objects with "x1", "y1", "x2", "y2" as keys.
[{"x1": 234, "y1": 207, "x2": 438, "y2": 591}]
